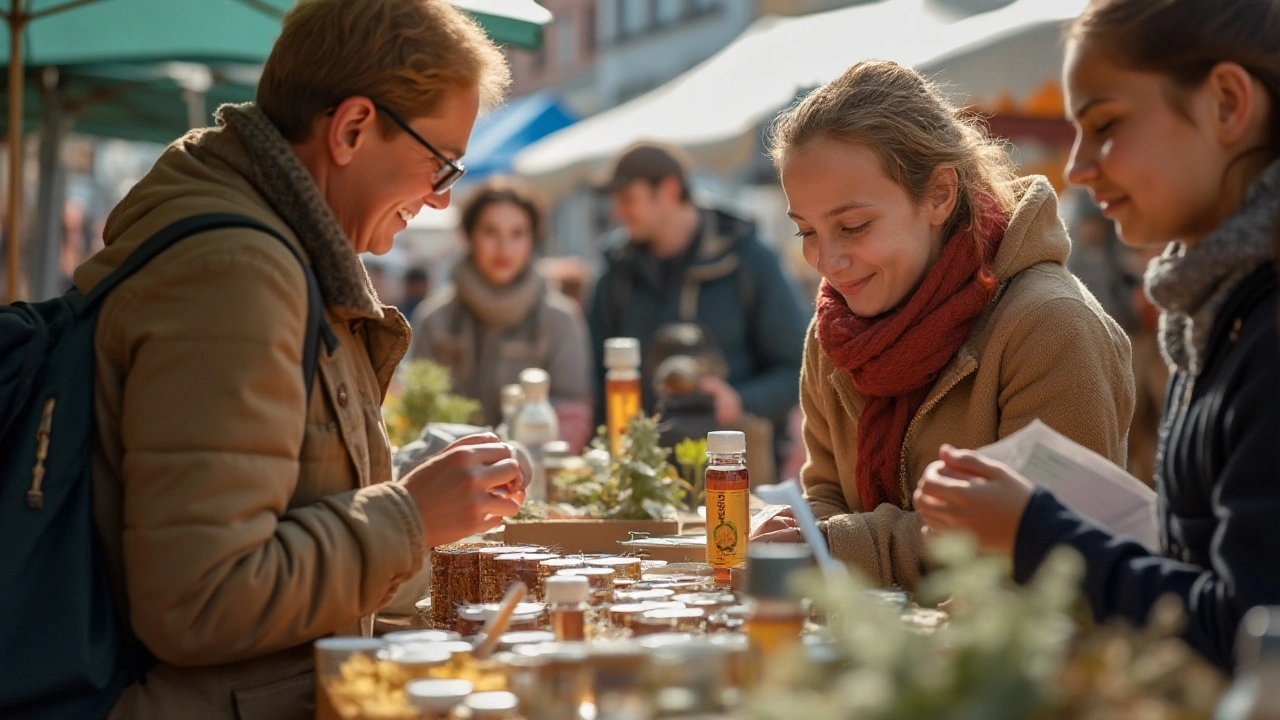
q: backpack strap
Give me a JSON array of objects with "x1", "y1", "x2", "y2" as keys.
[{"x1": 81, "y1": 212, "x2": 336, "y2": 398}]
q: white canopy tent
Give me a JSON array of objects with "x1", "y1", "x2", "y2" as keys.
[{"x1": 514, "y1": 0, "x2": 1088, "y2": 201}]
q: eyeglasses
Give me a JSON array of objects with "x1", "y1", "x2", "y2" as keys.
[{"x1": 374, "y1": 103, "x2": 466, "y2": 194}]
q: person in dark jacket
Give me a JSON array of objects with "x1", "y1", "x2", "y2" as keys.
[
  {"x1": 912, "y1": 0, "x2": 1280, "y2": 674},
  {"x1": 588, "y1": 142, "x2": 809, "y2": 464}
]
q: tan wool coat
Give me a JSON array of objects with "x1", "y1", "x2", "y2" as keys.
[
  {"x1": 73, "y1": 106, "x2": 424, "y2": 720},
  {"x1": 801, "y1": 176, "x2": 1136, "y2": 590}
]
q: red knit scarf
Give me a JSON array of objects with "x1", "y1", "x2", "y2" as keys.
[{"x1": 816, "y1": 193, "x2": 1007, "y2": 510}]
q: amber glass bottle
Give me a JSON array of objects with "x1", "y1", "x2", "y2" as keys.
[
  {"x1": 705, "y1": 430, "x2": 749, "y2": 585},
  {"x1": 604, "y1": 338, "x2": 642, "y2": 457}
]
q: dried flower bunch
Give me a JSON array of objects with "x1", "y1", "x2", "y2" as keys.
[
  {"x1": 749, "y1": 536, "x2": 1224, "y2": 720},
  {"x1": 518, "y1": 414, "x2": 691, "y2": 521}
]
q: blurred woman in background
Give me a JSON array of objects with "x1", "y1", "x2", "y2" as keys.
[{"x1": 412, "y1": 176, "x2": 594, "y2": 451}]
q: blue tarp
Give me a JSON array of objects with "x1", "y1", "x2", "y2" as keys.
[{"x1": 463, "y1": 92, "x2": 576, "y2": 182}]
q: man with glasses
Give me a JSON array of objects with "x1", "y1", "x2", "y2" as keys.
[{"x1": 67, "y1": 1, "x2": 517, "y2": 718}]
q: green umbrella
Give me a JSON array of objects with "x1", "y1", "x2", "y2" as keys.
[
  {"x1": 2, "y1": 0, "x2": 550, "y2": 301},
  {"x1": 2, "y1": 63, "x2": 258, "y2": 142}
]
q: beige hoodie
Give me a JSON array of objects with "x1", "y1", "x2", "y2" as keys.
[{"x1": 802, "y1": 175, "x2": 1135, "y2": 590}]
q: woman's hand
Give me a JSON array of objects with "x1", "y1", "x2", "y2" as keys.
[
  {"x1": 750, "y1": 507, "x2": 805, "y2": 543},
  {"x1": 913, "y1": 444, "x2": 1035, "y2": 556}
]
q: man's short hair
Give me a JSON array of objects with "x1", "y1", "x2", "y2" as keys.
[
  {"x1": 595, "y1": 142, "x2": 693, "y2": 202},
  {"x1": 258, "y1": 0, "x2": 511, "y2": 143}
]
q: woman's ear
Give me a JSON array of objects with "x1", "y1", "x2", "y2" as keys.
[
  {"x1": 1203, "y1": 61, "x2": 1261, "y2": 148},
  {"x1": 927, "y1": 166, "x2": 960, "y2": 227}
]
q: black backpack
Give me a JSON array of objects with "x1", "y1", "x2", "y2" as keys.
[{"x1": 0, "y1": 213, "x2": 333, "y2": 719}]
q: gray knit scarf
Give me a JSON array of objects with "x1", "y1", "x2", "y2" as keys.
[
  {"x1": 210, "y1": 102, "x2": 383, "y2": 317},
  {"x1": 453, "y1": 259, "x2": 546, "y2": 331},
  {"x1": 1145, "y1": 159, "x2": 1280, "y2": 375}
]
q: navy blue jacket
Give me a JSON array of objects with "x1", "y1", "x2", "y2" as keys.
[
  {"x1": 587, "y1": 207, "x2": 809, "y2": 430},
  {"x1": 1014, "y1": 264, "x2": 1280, "y2": 673}
]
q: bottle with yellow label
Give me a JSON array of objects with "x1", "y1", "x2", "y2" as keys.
[{"x1": 705, "y1": 430, "x2": 749, "y2": 585}]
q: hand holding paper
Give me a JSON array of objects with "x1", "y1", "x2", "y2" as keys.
[
  {"x1": 915, "y1": 420, "x2": 1158, "y2": 552},
  {"x1": 915, "y1": 446, "x2": 1037, "y2": 555}
]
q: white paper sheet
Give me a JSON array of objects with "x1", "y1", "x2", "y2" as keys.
[{"x1": 977, "y1": 420, "x2": 1158, "y2": 550}]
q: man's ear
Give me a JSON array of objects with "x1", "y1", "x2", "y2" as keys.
[{"x1": 326, "y1": 96, "x2": 379, "y2": 166}]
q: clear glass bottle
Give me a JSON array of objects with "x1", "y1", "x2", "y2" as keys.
[
  {"x1": 407, "y1": 678, "x2": 472, "y2": 719},
  {"x1": 497, "y1": 384, "x2": 525, "y2": 442},
  {"x1": 546, "y1": 575, "x2": 590, "y2": 642},
  {"x1": 512, "y1": 368, "x2": 559, "y2": 502},
  {"x1": 1217, "y1": 606, "x2": 1280, "y2": 720},
  {"x1": 604, "y1": 338, "x2": 642, "y2": 457},
  {"x1": 704, "y1": 431, "x2": 749, "y2": 585}
]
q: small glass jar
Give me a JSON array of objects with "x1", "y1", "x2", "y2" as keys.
[
  {"x1": 615, "y1": 588, "x2": 675, "y2": 604},
  {"x1": 407, "y1": 678, "x2": 472, "y2": 719},
  {"x1": 377, "y1": 643, "x2": 454, "y2": 682},
  {"x1": 606, "y1": 603, "x2": 652, "y2": 631},
  {"x1": 455, "y1": 603, "x2": 547, "y2": 637},
  {"x1": 588, "y1": 642, "x2": 654, "y2": 720},
  {"x1": 497, "y1": 631, "x2": 558, "y2": 652},
  {"x1": 383, "y1": 630, "x2": 462, "y2": 645},
  {"x1": 545, "y1": 575, "x2": 591, "y2": 642},
  {"x1": 509, "y1": 642, "x2": 592, "y2": 720},
  {"x1": 706, "y1": 605, "x2": 750, "y2": 633},
  {"x1": 671, "y1": 592, "x2": 736, "y2": 614},
  {"x1": 646, "y1": 637, "x2": 730, "y2": 716},
  {"x1": 556, "y1": 568, "x2": 616, "y2": 605},
  {"x1": 633, "y1": 608, "x2": 707, "y2": 636},
  {"x1": 478, "y1": 546, "x2": 547, "y2": 603},
  {"x1": 314, "y1": 637, "x2": 387, "y2": 720},
  {"x1": 706, "y1": 633, "x2": 751, "y2": 700},
  {"x1": 427, "y1": 641, "x2": 508, "y2": 693},
  {"x1": 585, "y1": 556, "x2": 644, "y2": 581}
]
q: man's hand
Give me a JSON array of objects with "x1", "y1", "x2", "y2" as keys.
[
  {"x1": 399, "y1": 433, "x2": 523, "y2": 548},
  {"x1": 699, "y1": 376, "x2": 744, "y2": 426}
]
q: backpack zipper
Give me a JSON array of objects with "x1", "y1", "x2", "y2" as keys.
[{"x1": 27, "y1": 398, "x2": 56, "y2": 510}]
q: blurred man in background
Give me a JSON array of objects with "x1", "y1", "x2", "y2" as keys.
[{"x1": 588, "y1": 142, "x2": 808, "y2": 476}]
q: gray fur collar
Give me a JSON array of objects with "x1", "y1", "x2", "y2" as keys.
[
  {"x1": 213, "y1": 103, "x2": 383, "y2": 318},
  {"x1": 1145, "y1": 159, "x2": 1280, "y2": 375}
]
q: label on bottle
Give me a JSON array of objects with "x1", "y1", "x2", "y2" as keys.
[{"x1": 706, "y1": 488, "x2": 749, "y2": 569}]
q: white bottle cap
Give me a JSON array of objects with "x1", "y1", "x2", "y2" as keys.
[
  {"x1": 519, "y1": 367, "x2": 550, "y2": 399},
  {"x1": 706, "y1": 430, "x2": 746, "y2": 454},
  {"x1": 406, "y1": 678, "x2": 473, "y2": 711},
  {"x1": 544, "y1": 575, "x2": 590, "y2": 605},
  {"x1": 604, "y1": 337, "x2": 641, "y2": 369}
]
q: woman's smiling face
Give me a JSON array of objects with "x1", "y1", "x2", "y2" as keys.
[{"x1": 781, "y1": 137, "x2": 952, "y2": 317}]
